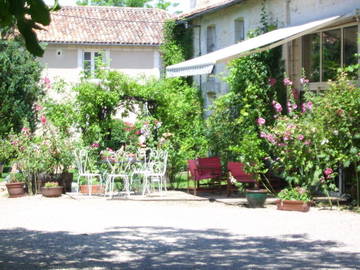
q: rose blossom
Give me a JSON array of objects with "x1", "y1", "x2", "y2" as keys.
[
  {"x1": 283, "y1": 78, "x2": 293, "y2": 86},
  {"x1": 257, "y1": 117, "x2": 266, "y2": 126},
  {"x1": 302, "y1": 101, "x2": 313, "y2": 113},
  {"x1": 40, "y1": 115, "x2": 47, "y2": 125},
  {"x1": 300, "y1": 77, "x2": 309, "y2": 84},
  {"x1": 272, "y1": 101, "x2": 283, "y2": 113},
  {"x1": 91, "y1": 143, "x2": 99, "y2": 148},
  {"x1": 324, "y1": 168, "x2": 333, "y2": 177},
  {"x1": 268, "y1": 78, "x2": 277, "y2": 86}
]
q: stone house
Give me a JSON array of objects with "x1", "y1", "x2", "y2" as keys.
[
  {"x1": 167, "y1": 0, "x2": 359, "y2": 110},
  {"x1": 36, "y1": 6, "x2": 172, "y2": 82}
]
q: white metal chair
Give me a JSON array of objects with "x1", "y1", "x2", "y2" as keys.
[
  {"x1": 142, "y1": 150, "x2": 168, "y2": 195},
  {"x1": 105, "y1": 152, "x2": 132, "y2": 198},
  {"x1": 74, "y1": 149, "x2": 103, "y2": 196}
]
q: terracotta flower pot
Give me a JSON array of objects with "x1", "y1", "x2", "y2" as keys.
[
  {"x1": 41, "y1": 186, "x2": 63, "y2": 198},
  {"x1": 276, "y1": 199, "x2": 310, "y2": 212},
  {"x1": 246, "y1": 189, "x2": 267, "y2": 208},
  {"x1": 80, "y1": 185, "x2": 104, "y2": 195},
  {"x1": 6, "y1": 182, "x2": 26, "y2": 198}
]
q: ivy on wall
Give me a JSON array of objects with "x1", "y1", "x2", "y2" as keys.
[
  {"x1": 206, "y1": 5, "x2": 285, "y2": 180},
  {"x1": 160, "y1": 19, "x2": 193, "y2": 67}
]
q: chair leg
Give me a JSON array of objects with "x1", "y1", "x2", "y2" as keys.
[{"x1": 77, "y1": 175, "x2": 81, "y2": 193}]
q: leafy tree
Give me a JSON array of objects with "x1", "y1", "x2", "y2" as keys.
[
  {"x1": 0, "y1": 40, "x2": 44, "y2": 136},
  {"x1": 0, "y1": 0, "x2": 60, "y2": 56}
]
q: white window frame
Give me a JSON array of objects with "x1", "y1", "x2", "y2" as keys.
[
  {"x1": 206, "y1": 25, "x2": 216, "y2": 53},
  {"x1": 82, "y1": 49, "x2": 109, "y2": 77},
  {"x1": 234, "y1": 18, "x2": 245, "y2": 43},
  {"x1": 302, "y1": 22, "x2": 359, "y2": 91}
]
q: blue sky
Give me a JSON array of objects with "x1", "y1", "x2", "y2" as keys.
[{"x1": 44, "y1": 0, "x2": 190, "y2": 13}]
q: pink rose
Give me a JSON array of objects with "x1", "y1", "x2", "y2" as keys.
[
  {"x1": 324, "y1": 168, "x2": 333, "y2": 177},
  {"x1": 273, "y1": 101, "x2": 283, "y2": 113},
  {"x1": 40, "y1": 115, "x2": 47, "y2": 125},
  {"x1": 300, "y1": 78, "x2": 309, "y2": 85},
  {"x1": 297, "y1": 134, "x2": 304, "y2": 141},
  {"x1": 257, "y1": 117, "x2": 266, "y2": 126},
  {"x1": 268, "y1": 78, "x2": 277, "y2": 86},
  {"x1": 283, "y1": 78, "x2": 293, "y2": 86}
]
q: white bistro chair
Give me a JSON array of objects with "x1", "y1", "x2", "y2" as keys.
[
  {"x1": 105, "y1": 152, "x2": 132, "y2": 199},
  {"x1": 74, "y1": 149, "x2": 103, "y2": 196},
  {"x1": 141, "y1": 150, "x2": 168, "y2": 195}
]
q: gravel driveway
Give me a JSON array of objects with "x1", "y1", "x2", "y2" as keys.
[{"x1": 0, "y1": 193, "x2": 359, "y2": 270}]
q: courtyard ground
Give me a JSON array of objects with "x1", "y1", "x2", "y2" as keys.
[{"x1": 0, "y1": 191, "x2": 359, "y2": 270}]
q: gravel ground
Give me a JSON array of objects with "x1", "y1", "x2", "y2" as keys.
[{"x1": 0, "y1": 193, "x2": 359, "y2": 270}]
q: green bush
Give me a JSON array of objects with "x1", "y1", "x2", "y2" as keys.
[{"x1": 0, "y1": 40, "x2": 44, "y2": 136}]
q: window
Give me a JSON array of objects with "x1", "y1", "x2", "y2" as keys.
[
  {"x1": 302, "y1": 25, "x2": 358, "y2": 82},
  {"x1": 207, "y1": 25, "x2": 216, "y2": 53},
  {"x1": 234, "y1": 18, "x2": 245, "y2": 43},
  {"x1": 83, "y1": 51, "x2": 104, "y2": 77}
]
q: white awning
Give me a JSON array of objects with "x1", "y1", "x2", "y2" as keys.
[{"x1": 166, "y1": 14, "x2": 347, "y2": 77}]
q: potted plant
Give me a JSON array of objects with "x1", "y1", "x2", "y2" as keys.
[
  {"x1": 5, "y1": 172, "x2": 26, "y2": 198},
  {"x1": 276, "y1": 186, "x2": 312, "y2": 212},
  {"x1": 41, "y1": 181, "x2": 63, "y2": 198},
  {"x1": 79, "y1": 179, "x2": 104, "y2": 195},
  {"x1": 100, "y1": 148, "x2": 116, "y2": 162},
  {"x1": 235, "y1": 132, "x2": 273, "y2": 208}
]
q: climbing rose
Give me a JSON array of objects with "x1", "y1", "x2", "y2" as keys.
[
  {"x1": 324, "y1": 168, "x2": 333, "y2": 177},
  {"x1": 34, "y1": 104, "x2": 42, "y2": 111},
  {"x1": 257, "y1": 117, "x2": 266, "y2": 126},
  {"x1": 283, "y1": 78, "x2": 293, "y2": 86},
  {"x1": 272, "y1": 101, "x2": 283, "y2": 113},
  {"x1": 91, "y1": 143, "x2": 99, "y2": 148},
  {"x1": 300, "y1": 77, "x2": 309, "y2": 84},
  {"x1": 302, "y1": 101, "x2": 313, "y2": 113},
  {"x1": 40, "y1": 115, "x2": 47, "y2": 125},
  {"x1": 268, "y1": 78, "x2": 277, "y2": 86}
]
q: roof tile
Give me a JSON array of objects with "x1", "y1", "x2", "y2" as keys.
[{"x1": 36, "y1": 6, "x2": 172, "y2": 46}]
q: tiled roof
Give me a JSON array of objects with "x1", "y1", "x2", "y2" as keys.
[
  {"x1": 178, "y1": 0, "x2": 244, "y2": 20},
  {"x1": 36, "y1": 6, "x2": 172, "y2": 46}
]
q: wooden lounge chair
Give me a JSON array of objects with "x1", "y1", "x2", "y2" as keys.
[
  {"x1": 187, "y1": 157, "x2": 224, "y2": 196},
  {"x1": 227, "y1": 161, "x2": 256, "y2": 197}
]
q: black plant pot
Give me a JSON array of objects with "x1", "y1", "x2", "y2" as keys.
[{"x1": 246, "y1": 189, "x2": 267, "y2": 208}]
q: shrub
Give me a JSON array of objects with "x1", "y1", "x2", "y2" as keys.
[{"x1": 0, "y1": 40, "x2": 44, "y2": 136}]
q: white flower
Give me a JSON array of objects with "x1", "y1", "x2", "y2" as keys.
[
  {"x1": 321, "y1": 139, "x2": 329, "y2": 145},
  {"x1": 333, "y1": 130, "x2": 339, "y2": 135}
]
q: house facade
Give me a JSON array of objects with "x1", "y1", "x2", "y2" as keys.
[
  {"x1": 36, "y1": 6, "x2": 172, "y2": 82},
  {"x1": 173, "y1": 0, "x2": 359, "y2": 110}
]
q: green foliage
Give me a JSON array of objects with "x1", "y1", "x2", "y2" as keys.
[
  {"x1": 44, "y1": 69, "x2": 207, "y2": 182},
  {"x1": 44, "y1": 181, "x2": 59, "y2": 188},
  {"x1": 206, "y1": 9, "x2": 284, "y2": 180},
  {"x1": 161, "y1": 20, "x2": 193, "y2": 67},
  {"x1": 138, "y1": 78, "x2": 208, "y2": 180},
  {"x1": 9, "y1": 172, "x2": 26, "y2": 183},
  {"x1": 0, "y1": 0, "x2": 60, "y2": 56},
  {"x1": 0, "y1": 41, "x2": 44, "y2": 137},
  {"x1": 7, "y1": 122, "x2": 74, "y2": 194},
  {"x1": 278, "y1": 187, "x2": 312, "y2": 202},
  {"x1": 261, "y1": 70, "x2": 360, "y2": 200}
]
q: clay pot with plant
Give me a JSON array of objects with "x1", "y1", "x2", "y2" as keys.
[
  {"x1": 276, "y1": 186, "x2": 312, "y2": 212},
  {"x1": 41, "y1": 181, "x2": 63, "y2": 197},
  {"x1": 6, "y1": 172, "x2": 26, "y2": 198}
]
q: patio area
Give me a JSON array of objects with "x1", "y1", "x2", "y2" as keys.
[{"x1": 0, "y1": 191, "x2": 359, "y2": 270}]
